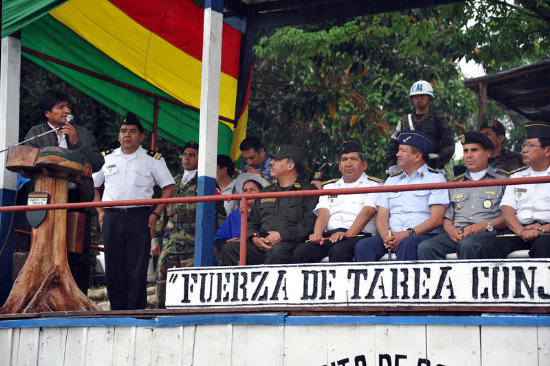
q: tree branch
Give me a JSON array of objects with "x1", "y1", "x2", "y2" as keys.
[{"x1": 492, "y1": 0, "x2": 547, "y2": 22}]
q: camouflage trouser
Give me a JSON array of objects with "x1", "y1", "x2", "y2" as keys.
[{"x1": 156, "y1": 250, "x2": 194, "y2": 309}]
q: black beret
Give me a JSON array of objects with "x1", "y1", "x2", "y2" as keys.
[
  {"x1": 398, "y1": 131, "x2": 435, "y2": 154},
  {"x1": 271, "y1": 144, "x2": 306, "y2": 164},
  {"x1": 526, "y1": 122, "x2": 550, "y2": 139},
  {"x1": 183, "y1": 141, "x2": 199, "y2": 151},
  {"x1": 480, "y1": 119, "x2": 506, "y2": 135},
  {"x1": 460, "y1": 131, "x2": 494, "y2": 150},
  {"x1": 341, "y1": 140, "x2": 363, "y2": 155},
  {"x1": 122, "y1": 112, "x2": 144, "y2": 133}
]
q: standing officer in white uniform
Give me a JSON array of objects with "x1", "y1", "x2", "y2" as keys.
[
  {"x1": 93, "y1": 112, "x2": 175, "y2": 310},
  {"x1": 480, "y1": 121, "x2": 550, "y2": 258},
  {"x1": 292, "y1": 141, "x2": 382, "y2": 263}
]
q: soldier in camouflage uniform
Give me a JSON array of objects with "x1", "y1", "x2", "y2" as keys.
[
  {"x1": 480, "y1": 119, "x2": 523, "y2": 172},
  {"x1": 151, "y1": 142, "x2": 225, "y2": 308},
  {"x1": 386, "y1": 80, "x2": 455, "y2": 171}
]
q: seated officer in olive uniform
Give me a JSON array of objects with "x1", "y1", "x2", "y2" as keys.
[
  {"x1": 418, "y1": 132, "x2": 509, "y2": 260},
  {"x1": 480, "y1": 121, "x2": 550, "y2": 258},
  {"x1": 221, "y1": 145, "x2": 318, "y2": 265},
  {"x1": 480, "y1": 119, "x2": 523, "y2": 172},
  {"x1": 292, "y1": 140, "x2": 382, "y2": 263}
]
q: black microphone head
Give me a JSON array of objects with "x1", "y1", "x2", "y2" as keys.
[{"x1": 65, "y1": 114, "x2": 74, "y2": 123}]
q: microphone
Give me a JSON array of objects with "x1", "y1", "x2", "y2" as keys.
[{"x1": 65, "y1": 114, "x2": 74, "y2": 123}]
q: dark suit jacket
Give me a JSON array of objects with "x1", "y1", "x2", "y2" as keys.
[{"x1": 24, "y1": 123, "x2": 104, "y2": 202}]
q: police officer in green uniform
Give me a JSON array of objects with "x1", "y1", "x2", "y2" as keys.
[
  {"x1": 221, "y1": 145, "x2": 319, "y2": 265},
  {"x1": 417, "y1": 132, "x2": 509, "y2": 260},
  {"x1": 152, "y1": 141, "x2": 225, "y2": 308},
  {"x1": 479, "y1": 119, "x2": 523, "y2": 172},
  {"x1": 386, "y1": 80, "x2": 455, "y2": 171}
]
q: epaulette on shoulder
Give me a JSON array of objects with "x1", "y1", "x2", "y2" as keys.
[
  {"x1": 390, "y1": 169, "x2": 404, "y2": 177},
  {"x1": 509, "y1": 165, "x2": 529, "y2": 174},
  {"x1": 147, "y1": 150, "x2": 163, "y2": 160},
  {"x1": 101, "y1": 149, "x2": 114, "y2": 157},
  {"x1": 367, "y1": 175, "x2": 384, "y2": 183},
  {"x1": 451, "y1": 174, "x2": 465, "y2": 182},
  {"x1": 496, "y1": 168, "x2": 511, "y2": 176},
  {"x1": 321, "y1": 178, "x2": 339, "y2": 186}
]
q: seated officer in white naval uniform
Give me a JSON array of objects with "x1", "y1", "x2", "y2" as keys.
[
  {"x1": 480, "y1": 121, "x2": 550, "y2": 258},
  {"x1": 292, "y1": 140, "x2": 383, "y2": 263},
  {"x1": 418, "y1": 132, "x2": 509, "y2": 260},
  {"x1": 355, "y1": 131, "x2": 449, "y2": 261},
  {"x1": 93, "y1": 112, "x2": 175, "y2": 310}
]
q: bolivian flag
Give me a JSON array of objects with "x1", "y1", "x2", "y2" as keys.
[{"x1": 6, "y1": 0, "x2": 244, "y2": 154}]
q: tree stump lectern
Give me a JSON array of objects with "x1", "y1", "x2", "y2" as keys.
[{"x1": 1, "y1": 145, "x2": 100, "y2": 313}]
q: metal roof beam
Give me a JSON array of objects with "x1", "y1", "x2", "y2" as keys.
[{"x1": 248, "y1": 0, "x2": 462, "y2": 30}]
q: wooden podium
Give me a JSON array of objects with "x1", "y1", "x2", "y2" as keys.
[{"x1": 1, "y1": 145, "x2": 100, "y2": 313}]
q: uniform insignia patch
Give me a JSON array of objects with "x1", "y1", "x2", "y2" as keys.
[
  {"x1": 452, "y1": 193, "x2": 464, "y2": 199},
  {"x1": 147, "y1": 150, "x2": 162, "y2": 159},
  {"x1": 321, "y1": 178, "x2": 339, "y2": 186},
  {"x1": 101, "y1": 149, "x2": 114, "y2": 157},
  {"x1": 261, "y1": 198, "x2": 276, "y2": 203},
  {"x1": 390, "y1": 169, "x2": 404, "y2": 177},
  {"x1": 451, "y1": 174, "x2": 464, "y2": 182},
  {"x1": 510, "y1": 166, "x2": 529, "y2": 174},
  {"x1": 367, "y1": 176, "x2": 384, "y2": 183}
]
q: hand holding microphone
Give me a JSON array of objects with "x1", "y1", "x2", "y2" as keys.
[{"x1": 60, "y1": 114, "x2": 80, "y2": 145}]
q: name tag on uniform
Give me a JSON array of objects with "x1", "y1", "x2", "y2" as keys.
[
  {"x1": 261, "y1": 198, "x2": 276, "y2": 203},
  {"x1": 514, "y1": 188, "x2": 526, "y2": 198},
  {"x1": 105, "y1": 165, "x2": 118, "y2": 175},
  {"x1": 452, "y1": 193, "x2": 464, "y2": 199},
  {"x1": 485, "y1": 190, "x2": 495, "y2": 195}
]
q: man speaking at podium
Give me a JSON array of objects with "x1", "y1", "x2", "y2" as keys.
[{"x1": 24, "y1": 89, "x2": 104, "y2": 293}]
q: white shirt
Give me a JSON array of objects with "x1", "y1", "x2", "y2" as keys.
[
  {"x1": 500, "y1": 165, "x2": 550, "y2": 224},
  {"x1": 48, "y1": 122, "x2": 77, "y2": 189},
  {"x1": 93, "y1": 146, "x2": 175, "y2": 207},
  {"x1": 315, "y1": 172, "x2": 382, "y2": 235},
  {"x1": 182, "y1": 169, "x2": 197, "y2": 185}
]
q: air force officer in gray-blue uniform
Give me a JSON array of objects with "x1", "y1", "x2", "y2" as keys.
[{"x1": 355, "y1": 131, "x2": 449, "y2": 261}]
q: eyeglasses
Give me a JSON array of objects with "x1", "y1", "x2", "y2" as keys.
[{"x1": 521, "y1": 143, "x2": 543, "y2": 150}]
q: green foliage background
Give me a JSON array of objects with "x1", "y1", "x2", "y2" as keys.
[{"x1": 246, "y1": 0, "x2": 550, "y2": 178}]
